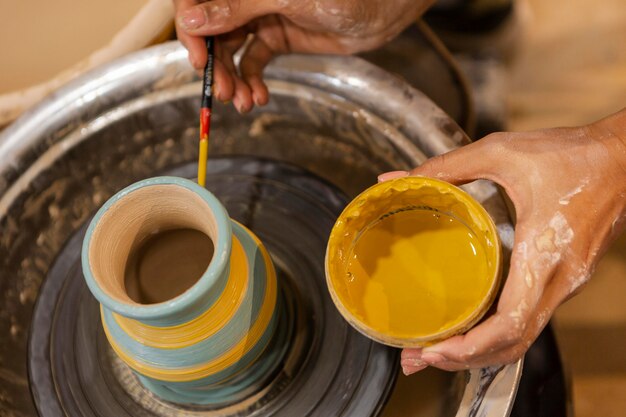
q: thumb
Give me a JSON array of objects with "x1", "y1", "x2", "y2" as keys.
[
  {"x1": 410, "y1": 140, "x2": 501, "y2": 186},
  {"x1": 177, "y1": 0, "x2": 279, "y2": 35},
  {"x1": 377, "y1": 170, "x2": 410, "y2": 183}
]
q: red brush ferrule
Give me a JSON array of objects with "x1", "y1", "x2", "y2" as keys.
[{"x1": 200, "y1": 107, "x2": 212, "y2": 139}]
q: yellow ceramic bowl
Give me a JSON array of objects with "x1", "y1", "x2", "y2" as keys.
[{"x1": 325, "y1": 177, "x2": 501, "y2": 348}]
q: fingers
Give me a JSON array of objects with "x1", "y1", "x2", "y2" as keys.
[
  {"x1": 184, "y1": 26, "x2": 240, "y2": 101},
  {"x1": 239, "y1": 36, "x2": 273, "y2": 106},
  {"x1": 420, "y1": 294, "x2": 557, "y2": 372},
  {"x1": 378, "y1": 134, "x2": 516, "y2": 195},
  {"x1": 214, "y1": 31, "x2": 279, "y2": 110},
  {"x1": 177, "y1": 0, "x2": 278, "y2": 36},
  {"x1": 400, "y1": 348, "x2": 428, "y2": 375},
  {"x1": 377, "y1": 170, "x2": 410, "y2": 182},
  {"x1": 423, "y1": 313, "x2": 525, "y2": 368},
  {"x1": 416, "y1": 281, "x2": 558, "y2": 371},
  {"x1": 195, "y1": 32, "x2": 262, "y2": 112},
  {"x1": 399, "y1": 314, "x2": 528, "y2": 374},
  {"x1": 214, "y1": 32, "x2": 254, "y2": 111},
  {"x1": 401, "y1": 208, "x2": 585, "y2": 372},
  {"x1": 419, "y1": 259, "x2": 538, "y2": 367},
  {"x1": 401, "y1": 228, "x2": 558, "y2": 373},
  {"x1": 174, "y1": 1, "x2": 287, "y2": 110},
  {"x1": 402, "y1": 362, "x2": 428, "y2": 375},
  {"x1": 408, "y1": 134, "x2": 508, "y2": 186},
  {"x1": 213, "y1": 58, "x2": 234, "y2": 102},
  {"x1": 174, "y1": 1, "x2": 208, "y2": 71},
  {"x1": 177, "y1": 31, "x2": 207, "y2": 71},
  {"x1": 419, "y1": 342, "x2": 528, "y2": 372},
  {"x1": 231, "y1": 74, "x2": 253, "y2": 113}
]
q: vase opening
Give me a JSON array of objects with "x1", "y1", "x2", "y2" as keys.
[
  {"x1": 124, "y1": 228, "x2": 214, "y2": 304},
  {"x1": 88, "y1": 183, "x2": 219, "y2": 306}
]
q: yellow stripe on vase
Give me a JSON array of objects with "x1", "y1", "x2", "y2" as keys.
[
  {"x1": 113, "y1": 236, "x2": 249, "y2": 349},
  {"x1": 101, "y1": 240, "x2": 278, "y2": 382}
]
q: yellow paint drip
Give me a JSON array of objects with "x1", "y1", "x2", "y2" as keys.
[{"x1": 344, "y1": 209, "x2": 490, "y2": 338}]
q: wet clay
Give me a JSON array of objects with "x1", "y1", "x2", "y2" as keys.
[
  {"x1": 344, "y1": 209, "x2": 490, "y2": 338},
  {"x1": 124, "y1": 228, "x2": 213, "y2": 304}
]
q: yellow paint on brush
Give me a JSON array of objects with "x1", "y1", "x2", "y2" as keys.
[
  {"x1": 344, "y1": 209, "x2": 490, "y2": 338},
  {"x1": 326, "y1": 177, "x2": 501, "y2": 347},
  {"x1": 197, "y1": 139, "x2": 208, "y2": 187}
]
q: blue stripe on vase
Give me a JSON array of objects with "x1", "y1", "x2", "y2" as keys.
[
  {"x1": 137, "y1": 304, "x2": 282, "y2": 403},
  {"x1": 102, "y1": 221, "x2": 272, "y2": 369},
  {"x1": 83, "y1": 177, "x2": 233, "y2": 326}
]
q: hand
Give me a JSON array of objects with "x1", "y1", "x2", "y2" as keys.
[
  {"x1": 173, "y1": 0, "x2": 434, "y2": 113},
  {"x1": 378, "y1": 109, "x2": 626, "y2": 374}
]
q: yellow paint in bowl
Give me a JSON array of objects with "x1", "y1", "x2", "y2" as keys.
[{"x1": 325, "y1": 177, "x2": 501, "y2": 347}]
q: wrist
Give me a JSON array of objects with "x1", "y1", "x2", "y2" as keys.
[
  {"x1": 588, "y1": 108, "x2": 626, "y2": 176},
  {"x1": 587, "y1": 108, "x2": 626, "y2": 216}
]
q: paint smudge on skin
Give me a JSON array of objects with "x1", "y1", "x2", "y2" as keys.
[
  {"x1": 207, "y1": 2, "x2": 231, "y2": 19},
  {"x1": 311, "y1": 1, "x2": 358, "y2": 32},
  {"x1": 535, "y1": 228, "x2": 557, "y2": 252},
  {"x1": 516, "y1": 241, "x2": 528, "y2": 257},
  {"x1": 559, "y1": 178, "x2": 589, "y2": 205},
  {"x1": 535, "y1": 308, "x2": 551, "y2": 330},
  {"x1": 524, "y1": 268, "x2": 534, "y2": 288},
  {"x1": 534, "y1": 212, "x2": 574, "y2": 269},
  {"x1": 402, "y1": 358, "x2": 426, "y2": 367},
  {"x1": 514, "y1": 243, "x2": 535, "y2": 289},
  {"x1": 569, "y1": 267, "x2": 592, "y2": 294},
  {"x1": 550, "y1": 212, "x2": 575, "y2": 247},
  {"x1": 511, "y1": 241, "x2": 528, "y2": 272},
  {"x1": 509, "y1": 299, "x2": 529, "y2": 326}
]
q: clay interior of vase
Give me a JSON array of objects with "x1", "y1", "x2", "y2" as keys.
[
  {"x1": 124, "y1": 228, "x2": 213, "y2": 304},
  {"x1": 88, "y1": 184, "x2": 217, "y2": 305}
]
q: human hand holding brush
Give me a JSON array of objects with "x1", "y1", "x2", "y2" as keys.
[{"x1": 174, "y1": 0, "x2": 434, "y2": 113}]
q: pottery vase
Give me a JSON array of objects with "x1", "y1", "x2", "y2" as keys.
[{"x1": 82, "y1": 176, "x2": 283, "y2": 405}]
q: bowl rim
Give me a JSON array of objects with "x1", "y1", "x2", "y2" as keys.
[{"x1": 325, "y1": 175, "x2": 502, "y2": 348}]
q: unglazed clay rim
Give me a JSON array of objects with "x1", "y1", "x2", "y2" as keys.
[
  {"x1": 325, "y1": 176, "x2": 502, "y2": 348},
  {"x1": 81, "y1": 176, "x2": 231, "y2": 320}
]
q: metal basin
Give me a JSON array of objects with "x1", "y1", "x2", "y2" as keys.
[{"x1": 0, "y1": 41, "x2": 520, "y2": 416}]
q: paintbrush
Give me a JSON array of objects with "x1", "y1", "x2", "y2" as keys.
[{"x1": 197, "y1": 36, "x2": 214, "y2": 187}]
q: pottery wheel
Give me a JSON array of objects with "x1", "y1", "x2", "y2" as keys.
[
  {"x1": 1, "y1": 46, "x2": 522, "y2": 416},
  {"x1": 26, "y1": 156, "x2": 397, "y2": 417}
]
